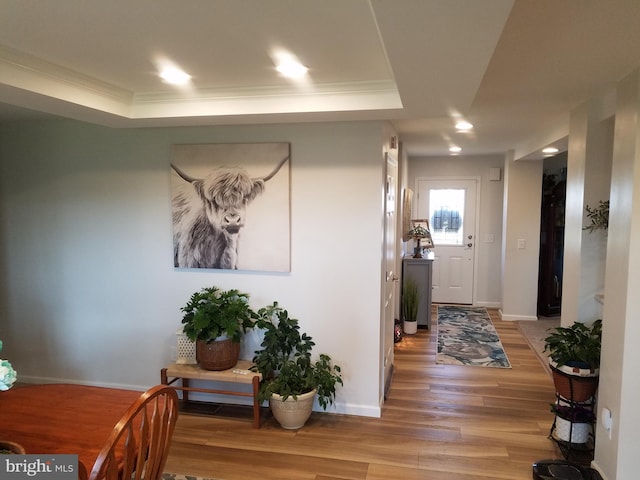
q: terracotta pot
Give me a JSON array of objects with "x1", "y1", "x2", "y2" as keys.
[
  {"x1": 0, "y1": 440, "x2": 26, "y2": 454},
  {"x1": 269, "y1": 389, "x2": 316, "y2": 430},
  {"x1": 196, "y1": 337, "x2": 240, "y2": 371}
]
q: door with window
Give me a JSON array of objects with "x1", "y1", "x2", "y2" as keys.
[{"x1": 417, "y1": 179, "x2": 478, "y2": 304}]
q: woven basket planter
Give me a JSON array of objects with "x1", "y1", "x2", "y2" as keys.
[{"x1": 196, "y1": 337, "x2": 240, "y2": 371}]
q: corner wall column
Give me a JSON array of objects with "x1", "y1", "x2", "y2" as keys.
[{"x1": 500, "y1": 150, "x2": 542, "y2": 321}]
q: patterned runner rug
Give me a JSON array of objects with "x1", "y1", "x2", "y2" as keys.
[{"x1": 436, "y1": 305, "x2": 511, "y2": 368}]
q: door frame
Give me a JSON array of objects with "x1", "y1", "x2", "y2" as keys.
[{"x1": 414, "y1": 176, "x2": 481, "y2": 305}]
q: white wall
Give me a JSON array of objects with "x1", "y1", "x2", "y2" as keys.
[
  {"x1": 0, "y1": 118, "x2": 388, "y2": 417},
  {"x1": 593, "y1": 68, "x2": 640, "y2": 480},
  {"x1": 563, "y1": 98, "x2": 614, "y2": 327},
  {"x1": 500, "y1": 153, "x2": 543, "y2": 320},
  {"x1": 408, "y1": 154, "x2": 505, "y2": 307}
]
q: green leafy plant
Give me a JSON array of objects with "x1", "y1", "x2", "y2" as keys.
[
  {"x1": 402, "y1": 278, "x2": 419, "y2": 323},
  {"x1": 583, "y1": 200, "x2": 609, "y2": 232},
  {"x1": 181, "y1": 287, "x2": 257, "y2": 343},
  {"x1": 543, "y1": 319, "x2": 602, "y2": 371},
  {"x1": 0, "y1": 339, "x2": 17, "y2": 392},
  {"x1": 251, "y1": 302, "x2": 343, "y2": 409}
]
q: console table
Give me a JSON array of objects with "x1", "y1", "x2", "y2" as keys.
[
  {"x1": 402, "y1": 256, "x2": 433, "y2": 328},
  {"x1": 160, "y1": 360, "x2": 262, "y2": 428}
]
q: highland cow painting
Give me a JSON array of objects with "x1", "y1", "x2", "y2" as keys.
[{"x1": 171, "y1": 142, "x2": 290, "y2": 272}]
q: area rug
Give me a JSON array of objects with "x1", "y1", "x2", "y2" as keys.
[{"x1": 436, "y1": 305, "x2": 511, "y2": 368}]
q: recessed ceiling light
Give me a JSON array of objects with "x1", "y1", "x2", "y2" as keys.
[
  {"x1": 455, "y1": 120, "x2": 474, "y2": 131},
  {"x1": 449, "y1": 146, "x2": 462, "y2": 153},
  {"x1": 542, "y1": 147, "x2": 559, "y2": 154},
  {"x1": 159, "y1": 66, "x2": 191, "y2": 85},
  {"x1": 276, "y1": 58, "x2": 308, "y2": 79},
  {"x1": 272, "y1": 50, "x2": 308, "y2": 80}
]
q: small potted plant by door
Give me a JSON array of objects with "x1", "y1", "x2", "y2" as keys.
[
  {"x1": 180, "y1": 287, "x2": 257, "y2": 371},
  {"x1": 251, "y1": 302, "x2": 343, "y2": 429},
  {"x1": 402, "y1": 278, "x2": 419, "y2": 335},
  {"x1": 543, "y1": 319, "x2": 602, "y2": 402}
]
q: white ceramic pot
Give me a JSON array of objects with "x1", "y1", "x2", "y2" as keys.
[
  {"x1": 554, "y1": 416, "x2": 590, "y2": 444},
  {"x1": 269, "y1": 389, "x2": 316, "y2": 430},
  {"x1": 403, "y1": 320, "x2": 418, "y2": 335}
]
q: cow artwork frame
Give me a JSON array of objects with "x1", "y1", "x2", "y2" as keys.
[{"x1": 170, "y1": 142, "x2": 291, "y2": 272}]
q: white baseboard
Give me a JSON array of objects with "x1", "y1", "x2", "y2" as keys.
[
  {"x1": 16, "y1": 375, "x2": 147, "y2": 391},
  {"x1": 498, "y1": 310, "x2": 538, "y2": 321},
  {"x1": 475, "y1": 301, "x2": 502, "y2": 309},
  {"x1": 17, "y1": 374, "x2": 381, "y2": 418}
]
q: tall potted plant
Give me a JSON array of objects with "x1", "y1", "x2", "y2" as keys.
[
  {"x1": 251, "y1": 302, "x2": 343, "y2": 429},
  {"x1": 402, "y1": 278, "x2": 419, "y2": 334},
  {"x1": 180, "y1": 287, "x2": 257, "y2": 370}
]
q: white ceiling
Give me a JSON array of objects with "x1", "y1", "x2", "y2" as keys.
[{"x1": 1, "y1": 0, "x2": 640, "y2": 159}]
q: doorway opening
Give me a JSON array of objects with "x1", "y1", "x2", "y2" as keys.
[{"x1": 537, "y1": 152, "x2": 567, "y2": 317}]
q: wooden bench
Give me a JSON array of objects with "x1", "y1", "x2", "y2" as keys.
[{"x1": 160, "y1": 360, "x2": 262, "y2": 428}]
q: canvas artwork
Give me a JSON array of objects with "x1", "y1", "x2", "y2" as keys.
[{"x1": 171, "y1": 142, "x2": 291, "y2": 272}]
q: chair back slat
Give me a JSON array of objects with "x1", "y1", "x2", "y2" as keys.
[{"x1": 89, "y1": 385, "x2": 179, "y2": 480}]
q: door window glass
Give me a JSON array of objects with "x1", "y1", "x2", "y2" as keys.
[{"x1": 429, "y1": 189, "x2": 465, "y2": 245}]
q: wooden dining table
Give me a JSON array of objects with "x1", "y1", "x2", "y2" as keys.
[{"x1": 0, "y1": 383, "x2": 144, "y2": 478}]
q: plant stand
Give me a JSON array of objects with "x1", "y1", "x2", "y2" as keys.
[
  {"x1": 549, "y1": 365, "x2": 598, "y2": 465},
  {"x1": 161, "y1": 360, "x2": 263, "y2": 428}
]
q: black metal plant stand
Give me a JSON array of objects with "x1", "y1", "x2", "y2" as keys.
[{"x1": 548, "y1": 365, "x2": 599, "y2": 466}]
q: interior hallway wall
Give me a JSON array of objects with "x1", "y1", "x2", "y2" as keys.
[
  {"x1": 0, "y1": 118, "x2": 388, "y2": 417},
  {"x1": 500, "y1": 153, "x2": 542, "y2": 320}
]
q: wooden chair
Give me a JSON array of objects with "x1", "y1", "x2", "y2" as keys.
[{"x1": 88, "y1": 385, "x2": 179, "y2": 480}]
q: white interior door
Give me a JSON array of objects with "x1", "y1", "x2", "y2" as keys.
[
  {"x1": 417, "y1": 179, "x2": 478, "y2": 304},
  {"x1": 382, "y1": 153, "x2": 397, "y2": 400}
]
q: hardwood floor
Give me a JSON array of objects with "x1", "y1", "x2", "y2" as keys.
[{"x1": 164, "y1": 309, "x2": 560, "y2": 480}]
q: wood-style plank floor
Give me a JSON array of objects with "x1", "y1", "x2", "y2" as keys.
[{"x1": 164, "y1": 309, "x2": 560, "y2": 480}]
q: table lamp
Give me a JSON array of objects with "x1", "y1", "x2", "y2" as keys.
[{"x1": 408, "y1": 222, "x2": 434, "y2": 258}]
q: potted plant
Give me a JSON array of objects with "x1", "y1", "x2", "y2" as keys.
[
  {"x1": 180, "y1": 287, "x2": 257, "y2": 371},
  {"x1": 543, "y1": 319, "x2": 602, "y2": 402},
  {"x1": 402, "y1": 278, "x2": 419, "y2": 334},
  {"x1": 0, "y1": 339, "x2": 17, "y2": 392},
  {"x1": 251, "y1": 302, "x2": 343, "y2": 429},
  {"x1": 0, "y1": 340, "x2": 24, "y2": 454}
]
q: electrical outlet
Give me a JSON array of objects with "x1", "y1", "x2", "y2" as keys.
[
  {"x1": 170, "y1": 346, "x2": 178, "y2": 361},
  {"x1": 517, "y1": 238, "x2": 526, "y2": 249}
]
